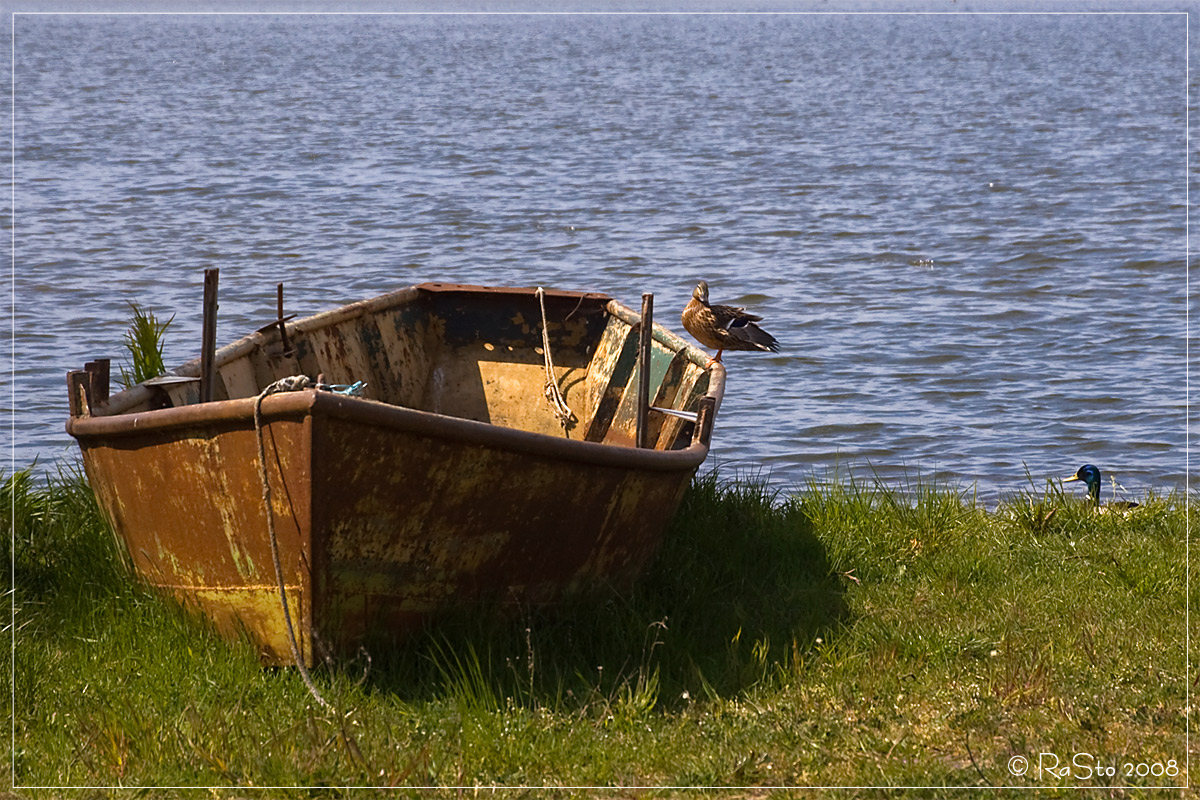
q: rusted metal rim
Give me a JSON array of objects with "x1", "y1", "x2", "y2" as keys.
[{"x1": 67, "y1": 390, "x2": 716, "y2": 473}]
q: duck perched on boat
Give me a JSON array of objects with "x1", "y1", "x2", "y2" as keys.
[
  {"x1": 1063, "y1": 464, "x2": 1140, "y2": 512},
  {"x1": 681, "y1": 280, "x2": 780, "y2": 365}
]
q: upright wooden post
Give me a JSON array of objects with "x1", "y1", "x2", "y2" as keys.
[
  {"x1": 200, "y1": 268, "x2": 220, "y2": 403},
  {"x1": 692, "y1": 395, "x2": 717, "y2": 447},
  {"x1": 83, "y1": 358, "x2": 110, "y2": 407},
  {"x1": 276, "y1": 282, "x2": 292, "y2": 355},
  {"x1": 67, "y1": 370, "x2": 90, "y2": 417},
  {"x1": 636, "y1": 292, "x2": 654, "y2": 449}
]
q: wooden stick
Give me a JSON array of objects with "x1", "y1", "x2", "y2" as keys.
[
  {"x1": 636, "y1": 292, "x2": 653, "y2": 449},
  {"x1": 83, "y1": 358, "x2": 110, "y2": 407},
  {"x1": 200, "y1": 268, "x2": 220, "y2": 403},
  {"x1": 67, "y1": 370, "x2": 90, "y2": 417},
  {"x1": 277, "y1": 282, "x2": 291, "y2": 354},
  {"x1": 693, "y1": 395, "x2": 717, "y2": 447}
]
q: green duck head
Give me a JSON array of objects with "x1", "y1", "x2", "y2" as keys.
[{"x1": 1063, "y1": 464, "x2": 1102, "y2": 506}]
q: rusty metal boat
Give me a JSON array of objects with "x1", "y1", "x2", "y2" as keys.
[{"x1": 66, "y1": 282, "x2": 725, "y2": 665}]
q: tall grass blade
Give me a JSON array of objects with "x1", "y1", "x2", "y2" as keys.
[{"x1": 117, "y1": 302, "x2": 174, "y2": 389}]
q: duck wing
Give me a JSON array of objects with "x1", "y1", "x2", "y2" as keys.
[
  {"x1": 710, "y1": 303, "x2": 762, "y2": 326},
  {"x1": 710, "y1": 303, "x2": 779, "y2": 352}
]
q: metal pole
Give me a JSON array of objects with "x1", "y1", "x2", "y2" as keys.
[
  {"x1": 200, "y1": 268, "x2": 220, "y2": 403},
  {"x1": 636, "y1": 292, "x2": 653, "y2": 449}
]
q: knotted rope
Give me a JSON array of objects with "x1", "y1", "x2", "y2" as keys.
[
  {"x1": 536, "y1": 287, "x2": 576, "y2": 432},
  {"x1": 254, "y1": 374, "x2": 329, "y2": 709}
]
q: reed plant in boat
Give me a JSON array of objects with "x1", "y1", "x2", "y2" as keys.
[{"x1": 116, "y1": 301, "x2": 173, "y2": 389}]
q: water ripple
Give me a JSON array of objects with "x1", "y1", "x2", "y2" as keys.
[{"x1": 12, "y1": 12, "x2": 1188, "y2": 501}]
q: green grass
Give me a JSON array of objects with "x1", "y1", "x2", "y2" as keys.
[
  {"x1": 3, "y1": 464, "x2": 1191, "y2": 796},
  {"x1": 116, "y1": 302, "x2": 173, "y2": 389}
]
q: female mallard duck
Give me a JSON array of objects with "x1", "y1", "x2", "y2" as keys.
[
  {"x1": 681, "y1": 280, "x2": 780, "y2": 365},
  {"x1": 1063, "y1": 464, "x2": 1140, "y2": 512}
]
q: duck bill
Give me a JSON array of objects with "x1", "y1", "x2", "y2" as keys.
[{"x1": 1062, "y1": 475, "x2": 1081, "y2": 483}]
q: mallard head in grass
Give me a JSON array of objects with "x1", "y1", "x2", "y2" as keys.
[
  {"x1": 1063, "y1": 464, "x2": 1140, "y2": 512},
  {"x1": 681, "y1": 280, "x2": 780, "y2": 366}
]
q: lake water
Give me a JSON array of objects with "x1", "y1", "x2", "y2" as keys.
[{"x1": 10, "y1": 9, "x2": 1192, "y2": 502}]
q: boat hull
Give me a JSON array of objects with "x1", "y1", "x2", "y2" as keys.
[{"x1": 68, "y1": 284, "x2": 724, "y2": 664}]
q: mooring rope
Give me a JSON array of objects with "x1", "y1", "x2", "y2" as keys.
[
  {"x1": 254, "y1": 375, "x2": 330, "y2": 709},
  {"x1": 535, "y1": 287, "x2": 576, "y2": 432}
]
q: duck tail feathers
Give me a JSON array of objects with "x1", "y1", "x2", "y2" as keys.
[{"x1": 739, "y1": 322, "x2": 780, "y2": 352}]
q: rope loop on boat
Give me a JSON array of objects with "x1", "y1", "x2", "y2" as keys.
[
  {"x1": 536, "y1": 288, "x2": 576, "y2": 430},
  {"x1": 254, "y1": 375, "x2": 331, "y2": 709},
  {"x1": 536, "y1": 287, "x2": 576, "y2": 432}
]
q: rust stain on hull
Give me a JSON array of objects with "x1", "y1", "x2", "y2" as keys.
[{"x1": 68, "y1": 283, "x2": 725, "y2": 665}]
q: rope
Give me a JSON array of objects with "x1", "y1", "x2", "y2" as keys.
[
  {"x1": 319, "y1": 380, "x2": 366, "y2": 396},
  {"x1": 536, "y1": 287, "x2": 576, "y2": 432},
  {"x1": 254, "y1": 375, "x2": 330, "y2": 709}
]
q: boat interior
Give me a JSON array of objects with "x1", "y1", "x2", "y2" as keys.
[{"x1": 76, "y1": 284, "x2": 716, "y2": 451}]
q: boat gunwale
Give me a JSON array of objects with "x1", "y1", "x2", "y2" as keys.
[{"x1": 66, "y1": 388, "x2": 719, "y2": 473}]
